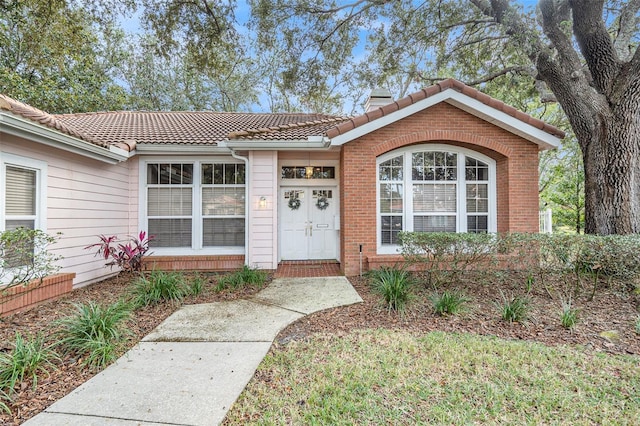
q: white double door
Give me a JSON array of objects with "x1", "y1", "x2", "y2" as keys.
[{"x1": 280, "y1": 186, "x2": 338, "y2": 260}]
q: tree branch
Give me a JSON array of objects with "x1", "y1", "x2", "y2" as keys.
[
  {"x1": 464, "y1": 65, "x2": 533, "y2": 85},
  {"x1": 613, "y1": 0, "x2": 640, "y2": 62},
  {"x1": 569, "y1": 0, "x2": 621, "y2": 96}
]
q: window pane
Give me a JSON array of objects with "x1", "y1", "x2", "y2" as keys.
[
  {"x1": 202, "y1": 164, "x2": 213, "y2": 184},
  {"x1": 379, "y1": 156, "x2": 403, "y2": 181},
  {"x1": 202, "y1": 188, "x2": 245, "y2": 215},
  {"x1": 148, "y1": 188, "x2": 192, "y2": 216},
  {"x1": 414, "y1": 216, "x2": 456, "y2": 232},
  {"x1": 149, "y1": 219, "x2": 192, "y2": 247},
  {"x1": 214, "y1": 164, "x2": 224, "y2": 184},
  {"x1": 465, "y1": 158, "x2": 489, "y2": 181},
  {"x1": 381, "y1": 215, "x2": 402, "y2": 244},
  {"x1": 380, "y1": 184, "x2": 403, "y2": 213},
  {"x1": 467, "y1": 215, "x2": 488, "y2": 233},
  {"x1": 6, "y1": 166, "x2": 36, "y2": 215},
  {"x1": 466, "y1": 184, "x2": 488, "y2": 213},
  {"x1": 203, "y1": 218, "x2": 245, "y2": 246},
  {"x1": 413, "y1": 184, "x2": 456, "y2": 213}
]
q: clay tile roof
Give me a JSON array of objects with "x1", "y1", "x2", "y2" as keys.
[
  {"x1": 0, "y1": 94, "x2": 110, "y2": 149},
  {"x1": 326, "y1": 78, "x2": 566, "y2": 139},
  {"x1": 1, "y1": 94, "x2": 349, "y2": 147},
  {"x1": 228, "y1": 116, "x2": 351, "y2": 140},
  {"x1": 55, "y1": 111, "x2": 350, "y2": 145}
]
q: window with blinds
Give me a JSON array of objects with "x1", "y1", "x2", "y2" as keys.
[
  {"x1": 145, "y1": 161, "x2": 245, "y2": 249},
  {"x1": 147, "y1": 164, "x2": 193, "y2": 247},
  {"x1": 201, "y1": 163, "x2": 245, "y2": 247},
  {"x1": 377, "y1": 146, "x2": 495, "y2": 249},
  {"x1": 3, "y1": 165, "x2": 38, "y2": 268}
]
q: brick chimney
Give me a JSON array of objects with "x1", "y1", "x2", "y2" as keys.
[{"x1": 365, "y1": 88, "x2": 393, "y2": 112}]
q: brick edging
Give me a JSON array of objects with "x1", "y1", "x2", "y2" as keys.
[{"x1": 0, "y1": 273, "x2": 76, "y2": 317}]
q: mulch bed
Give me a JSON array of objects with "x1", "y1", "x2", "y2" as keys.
[{"x1": 1, "y1": 272, "x2": 639, "y2": 425}]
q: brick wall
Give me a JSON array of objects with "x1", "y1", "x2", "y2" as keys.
[
  {"x1": 340, "y1": 102, "x2": 540, "y2": 276},
  {"x1": 144, "y1": 255, "x2": 245, "y2": 272}
]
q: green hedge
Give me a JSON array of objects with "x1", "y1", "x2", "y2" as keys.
[{"x1": 399, "y1": 232, "x2": 640, "y2": 296}]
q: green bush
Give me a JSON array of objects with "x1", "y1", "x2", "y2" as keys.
[
  {"x1": 430, "y1": 290, "x2": 469, "y2": 316},
  {"x1": 497, "y1": 293, "x2": 530, "y2": 323},
  {"x1": 400, "y1": 232, "x2": 497, "y2": 287},
  {"x1": 398, "y1": 232, "x2": 640, "y2": 299},
  {"x1": 56, "y1": 301, "x2": 131, "y2": 369},
  {"x1": 635, "y1": 317, "x2": 640, "y2": 335},
  {"x1": 216, "y1": 265, "x2": 267, "y2": 291},
  {"x1": 369, "y1": 266, "x2": 414, "y2": 312},
  {"x1": 0, "y1": 333, "x2": 58, "y2": 399},
  {"x1": 130, "y1": 270, "x2": 189, "y2": 307}
]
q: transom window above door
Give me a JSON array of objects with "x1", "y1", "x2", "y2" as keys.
[
  {"x1": 281, "y1": 166, "x2": 335, "y2": 179},
  {"x1": 377, "y1": 145, "x2": 496, "y2": 252}
]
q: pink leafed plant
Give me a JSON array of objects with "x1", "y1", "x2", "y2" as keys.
[{"x1": 85, "y1": 231, "x2": 153, "y2": 273}]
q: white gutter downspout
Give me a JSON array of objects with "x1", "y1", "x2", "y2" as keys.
[{"x1": 230, "y1": 149, "x2": 250, "y2": 267}]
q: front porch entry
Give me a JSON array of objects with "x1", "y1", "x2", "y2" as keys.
[{"x1": 279, "y1": 186, "x2": 339, "y2": 261}]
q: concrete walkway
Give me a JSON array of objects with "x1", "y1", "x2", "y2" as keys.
[{"x1": 24, "y1": 277, "x2": 362, "y2": 426}]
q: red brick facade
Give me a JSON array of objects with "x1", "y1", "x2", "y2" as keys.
[{"x1": 339, "y1": 102, "x2": 541, "y2": 276}]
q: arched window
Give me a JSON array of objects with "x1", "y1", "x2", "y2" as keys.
[{"x1": 377, "y1": 144, "x2": 496, "y2": 253}]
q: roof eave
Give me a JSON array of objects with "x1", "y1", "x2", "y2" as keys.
[
  {"x1": 222, "y1": 136, "x2": 331, "y2": 150},
  {"x1": 135, "y1": 144, "x2": 231, "y2": 155},
  {"x1": 330, "y1": 89, "x2": 562, "y2": 150},
  {"x1": 0, "y1": 112, "x2": 130, "y2": 164}
]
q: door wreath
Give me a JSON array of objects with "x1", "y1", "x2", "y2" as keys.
[
  {"x1": 316, "y1": 196, "x2": 329, "y2": 210},
  {"x1": 288, "y1": 196, "x2": 301, "y2": 210}
]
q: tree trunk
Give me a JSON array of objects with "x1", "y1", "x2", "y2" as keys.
[{"x1": 581, "y1": 111, "x2": 640, "y2": 235}]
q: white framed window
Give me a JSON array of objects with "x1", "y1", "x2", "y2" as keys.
[
  {"x1": 141, "y1": 158, "x2": 245, "y2": 253},
  {"x1": 0, "y1": 154, "x2": 47, "y2": 272},
  {"x1": 377, "y1": 144, "x2": 496, "y2": 254},
  {"x1": 1, "y1": 154, "x2": 47, "y2": 235}
]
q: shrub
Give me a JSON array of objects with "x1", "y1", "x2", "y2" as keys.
[
  {"x1": 635, "y1": 317, "x2": 640, "y2": 335},
  {"x1": 369, "y1": 266, "x2": 414, "y2": 312},
  {"x1": 85, "y1": 231, "x2": 152, "y2": 273},
  {"x1": 560, "y1": 299, "x2": 579, "y2": 329},
  {"x1": 130, "y1": 270, "x2": 189, "y2": 307},
  {"x1": 0, "y1": 333, "x2": 58, "y2": 398},
  {"x1": 216, "y1": 265, "x2": 267, "y2": 291},
  {"x1": 0, "y1": 228, "x2": 61, "y2": 290},
  {"x1": 497, "y1": 292, "x2": 529, "y2": 323},
  {"x1": 400, "y1": 232, "x2": 498, "y2": 287},
  {"x1": 56, "y1": 301, "x2": 132, "y2": 369},
  {"x1": 430, "y1": 290, "x2": 469, "y2": 316}
]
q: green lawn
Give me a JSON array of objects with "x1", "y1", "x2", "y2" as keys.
[{"x1": 225, "y1": 330, "x2": 640, "y2": 425}]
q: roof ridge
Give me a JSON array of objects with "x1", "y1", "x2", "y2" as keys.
[
  {"x1": 228, "y1": 115, "x2": 351, "y2": 138},
  {"x1": 54, "y1": 110, "x2": 344, "y2": 118}
]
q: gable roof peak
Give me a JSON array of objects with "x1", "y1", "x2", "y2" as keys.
[{"x1": 326, "y1": 78, "x2": 565, "y2": 147}]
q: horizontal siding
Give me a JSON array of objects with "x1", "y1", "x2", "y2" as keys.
[
  {"x1": 2, "y1": 136, "x2": 134, "y2": 287},
  {"x1": 248, "y1": 151, "x2": 277, "y2": 269}
]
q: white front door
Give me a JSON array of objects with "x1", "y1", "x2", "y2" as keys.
[{"x1": 280, "y1": 187, "x2": 338, "y2": 260}]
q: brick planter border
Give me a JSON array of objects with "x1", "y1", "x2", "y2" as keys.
[{"x1": 1, "y1": 273, "x2": 76, "y2": 317}]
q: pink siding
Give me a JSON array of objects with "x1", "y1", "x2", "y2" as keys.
[
  {"x1": 2, "y1": 135, "x2": 133, "y2": 287},
  {"x1": 248, "y1": 151, "x2": 278, "y2": 269}
]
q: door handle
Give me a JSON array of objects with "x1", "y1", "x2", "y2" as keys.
[{"x1": 309, "y1": 221, "x2": 313, "y2": 237}]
